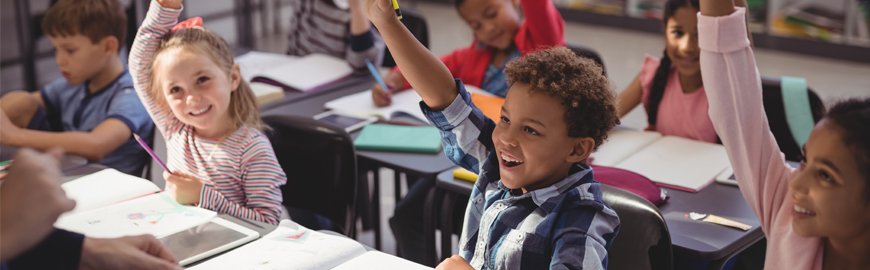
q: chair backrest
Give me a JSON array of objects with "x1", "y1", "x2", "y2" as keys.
[
  {"x1": 382, "y1": 6, "x2": 429, "y2": 68},
  {"x1": 601, "y1": 184, "x2": 673, "y2": 270},
  {"x1": 567, "y1": 43, "x2": 607, "y2": 77},
  {"x1": 262, "y1": 115, "x2": 359, "y2": 237},
  {"x1": 760, "y1": 76, "x2": 825, "y2": 162}
]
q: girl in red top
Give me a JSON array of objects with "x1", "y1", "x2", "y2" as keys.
[{"x1": 371, "y1": 0, "x2": 565, "y2": 105}]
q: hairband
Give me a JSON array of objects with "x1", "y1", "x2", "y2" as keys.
[{"x1": 171, "y1": 17, "x2": 203, "y2": 32}]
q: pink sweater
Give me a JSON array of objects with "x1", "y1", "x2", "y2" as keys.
[{"x1": 699, "y1": 7, "x2": 823, "y2": 269}]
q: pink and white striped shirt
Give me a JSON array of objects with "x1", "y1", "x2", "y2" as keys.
[{"x1": 129, "y1": 1, "x2": 287, "y2": 225}]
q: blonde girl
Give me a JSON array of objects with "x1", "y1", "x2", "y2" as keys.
[{"x1": 130, "y1": 0, "x2": 286, "y2": 224}]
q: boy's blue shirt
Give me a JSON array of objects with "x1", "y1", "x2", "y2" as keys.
[
  {"x1": 421, "y1": 80, "x2": 620, "y2": 269},
  {"x1": 39, "y1": 70, "x2": 154, "y2": 176}
]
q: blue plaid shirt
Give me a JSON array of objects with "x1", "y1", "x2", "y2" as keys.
[{"x1": 421, "y1": 80, "x2": 620, "y2": 269}]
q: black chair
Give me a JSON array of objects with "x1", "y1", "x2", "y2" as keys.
[
  {"x1": 381, "y1": 6, "x2": 429, "y2": 68},
  {"x1": 262, "y1": 115, "x2": 359, "y2": 237},
  {"x1": 760, "y1": 76, "x2": 825, "y2": 162},
  {"x1": 567, "y1": 42, "x2": 607, "y2": 77},
  {"x1": 602, "y1": 184, "x2": 673, "y2": 270}
]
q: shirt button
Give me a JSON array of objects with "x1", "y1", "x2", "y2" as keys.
[
  {"x1": 516, "y1": 234, "x2": 524, "y2": 240},
  {"x1": 496, "y1": 203, "x2": 503, "y2": 208},
  {"x1": 476, "y1": 198, "x2": 483, "y2": 203}
]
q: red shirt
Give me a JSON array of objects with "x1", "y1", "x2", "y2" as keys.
[{"x1": 395, "y1": 0, "x2": 566, "y2": 89}]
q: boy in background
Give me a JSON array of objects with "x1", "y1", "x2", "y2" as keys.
[{"x1": 0, "y1": 0, "x2": 154, "y2": 176}]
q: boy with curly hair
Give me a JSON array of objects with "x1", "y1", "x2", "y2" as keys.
[{"x1": 364, "y1": 0, "x2": 620, "y2": 268}]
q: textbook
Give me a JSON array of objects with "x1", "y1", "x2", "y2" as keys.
[
  {"x1": 249, "y1": 82, "x2": 285, "y2": 106},
  {"x1": 592, "y1": 129, "x2": 732, "y2": 192},
  {"x1": 189, "y1": 220, "x2": 432, "y2": 270},
  {"x1": 324, "y1": 85, "x2": 496, "y2": 124},
  {"x1": 354, "y1": 124, "x2": 443, "y2": 153},
  {"x1": 235, "y1": 51, "x2": 352, "y2": 92},
  {"x1": 56, "y1": 169, "x2": 218, "y2": 238}
]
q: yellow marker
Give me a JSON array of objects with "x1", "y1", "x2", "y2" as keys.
[{"x1": 391, "y1": 0, "x2": 403, "y2": 19}]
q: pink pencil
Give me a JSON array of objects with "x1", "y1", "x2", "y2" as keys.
[{"x1": 133, "y1": 133, "x2": 172, "y2": 175}]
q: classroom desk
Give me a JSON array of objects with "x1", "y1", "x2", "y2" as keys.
[
  {"x1": 261, "y1": 76, "x2": 458, "y2": 250},
  {"x1": 1, "y1": 145, "x2": 88, "y2": 173},
  {"x1": 427, "y1": 168, "x2": 766, "y2": 270}
]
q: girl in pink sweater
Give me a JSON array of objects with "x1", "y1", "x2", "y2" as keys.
[{"x1": 699, "y1": 0, "x2": 870, "y2": 269}]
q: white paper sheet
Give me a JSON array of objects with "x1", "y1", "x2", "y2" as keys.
[
  {"x1": 61, "y1": 169, "x2": 162, "y2": 215},
  {"x1": 55, "y1": 193, "x2": 216, "y2": 238},
  {"x1": 324, "y1": 85, "x2": 492, "y2": 124},
  {"x1": 188, "y1": 220, "x2": 368, "y2": 270}
]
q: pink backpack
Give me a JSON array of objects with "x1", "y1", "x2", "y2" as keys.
[{"x1": 591, "y1": 165, "x2": 669, "y2": 206}]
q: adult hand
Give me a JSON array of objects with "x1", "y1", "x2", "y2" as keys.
[
  {"x1": 163, "y1": 171, "x2": 204, "y2": 205},
  {"x1": 435, "y1": 255, "x2": 475, "y2": 270},
  {"x1": 0, "y1": 148, "x2": 75, "y2": 261},
  {"x1": 80, "y1": 235, "x2": 181, "y2": 270}
]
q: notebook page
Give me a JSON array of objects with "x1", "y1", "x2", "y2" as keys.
[
  {"x1": 259, "y1": 53, "x2": 353, "y2": 92},
  {"x1": 324, "y1": 85, "x2": 493, "y2": 124},
  {"x1": 235, "y1": 51, "x2": 299, "y2": 83},
  {"x1": 55, "y1": 193, "x2": 216, "y2": 238},
  {"x1": 614, "y1": 136, "x2": 731, "y2": 191},
  {"x1": 188, "y1": 220, "x2": 367, "y2": 270},
  {"x1": 592, "y1": 129, "x2": 663, "y2": 166},
  {"x1": 333, "y1": 251, "x2": 433, "y2": 270},
  {"x1": 61, "y1": 169, "x2": 161, "y2": 215}
]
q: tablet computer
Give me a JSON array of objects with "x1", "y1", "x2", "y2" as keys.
[{"x1": 159, "y1": 217, "x2": 259, "y2": 266}]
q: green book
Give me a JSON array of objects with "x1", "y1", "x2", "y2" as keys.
[{"x1": 354, "y1": 124, "x2": 443, "y2": 153}]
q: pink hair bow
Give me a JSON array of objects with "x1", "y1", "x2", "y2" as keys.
[{"x1": 171, "y1": 17, "x2": 203, "y2": 32}]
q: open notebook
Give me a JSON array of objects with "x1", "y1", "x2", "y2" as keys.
[
  {"x1": 235, "y1": 51, "x2": 352, "y2": 92},
  {"x1": 592, "y1": 129, "x2": 732, "y2": 192},
  {"x1": 324, "y1": 85, "x2": 497, "y2": 124},
  {"x1": 188, "y1": 220, "x2": 431, "y2": 270},
  {"x1": 57, "y1": 169, "x2": 220, "y2": 238}
]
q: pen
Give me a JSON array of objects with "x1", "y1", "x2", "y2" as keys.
[
  {"x1": 133, "y1": 133, "x2": 173, "y2": 175},
  {"x1": 365, "y1": 58, "x2": 390, "y2": 94},
  {"x1": 391, "y1": 0, "x2": 402, "y2": 19}
]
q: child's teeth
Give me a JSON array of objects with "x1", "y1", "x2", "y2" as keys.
[{"x1": 794, "y1": 205, "x2": 813, "y2": 214}]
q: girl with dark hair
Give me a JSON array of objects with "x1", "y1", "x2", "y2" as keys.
[
  {"x1": 616, "y1": 0, "x2": 718, "y2": 143},
  {"x1": 700, "y1": 0, "x2": 870, "y2": 268}
]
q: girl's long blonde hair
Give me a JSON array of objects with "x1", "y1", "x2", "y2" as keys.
[{"x1": 149, "y1": 26, "x2": 264, "y2": 134}]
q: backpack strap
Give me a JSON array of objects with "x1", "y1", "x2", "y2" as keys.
[{"x1": 781, "y1": 76, "x2": 815, "y2": 147}]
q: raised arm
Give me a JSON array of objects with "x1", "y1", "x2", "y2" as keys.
[
  {"x1": 698, "y1": 0, "x2": 793, "y2": 231},
  {"x1": 129, "y1": 0, "x2": 184, "y2": 137},
  {"x1": 364, "y1": 0, "x2": 456, "y2": 110},
  {"x1": 520, "y1": 0, "x2": 565, "y2": 47}
]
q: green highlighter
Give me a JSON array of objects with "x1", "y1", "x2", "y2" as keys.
[{"x1": 354, "y1": 124, "x2": 442, "y2": 153}]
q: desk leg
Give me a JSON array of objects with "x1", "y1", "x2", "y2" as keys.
[
  {"x1": 372, "y1": 167, "x2": 382, "y2": 250},
  {"x1": 440, "y1": 192, "x2": 457, "y2": 262},
  {"x1": 395, "y1": 171, "x2": 402, "y2": 204},
  {"x1": 424, "y1": 187, "x2": 441, "y2": 267}
]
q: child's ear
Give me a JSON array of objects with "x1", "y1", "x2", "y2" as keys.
[
  {"x1": 100, "y1": 36, "x2": 119, "y2": 55},
  {"x1": 566, "y1": 137, "x2": 595, "y2": 164},
  {"x1": 230, "y1": 63, "x2": 241, "y2": 92}
]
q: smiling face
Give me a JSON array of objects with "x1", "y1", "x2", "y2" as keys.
[
  {"x1": 153, "y1": 46, "x2": 241, "y2": 139},
  {"x1": 48, "y1": 34, "x2": 111, "y2": 85},
  {"x1": 664, "y1": 7, "x2": 701, "y2": 77},
  {"x1": 457, "y1": 0, "x2": 521, "y2": 51},
  {"x1": 789, "y1": 120, "x2": 870, "y2": 239},
  {"x1": 492, "y1": 82, "x2": 591, "y2": 193}
]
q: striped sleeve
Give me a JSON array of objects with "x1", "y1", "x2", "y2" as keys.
[
  {"x1": 129, "y1": 0, "x2": 183, "y2": 137},
  {"x1": 421, "y1": 79, "x2": 496, "y2": 174},
  {"x1": 199, "y1": 136, "x2": 287, "y2": 225}
]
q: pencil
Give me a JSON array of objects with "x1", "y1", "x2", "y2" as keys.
[{"x1": 133, "y1": 133, "x2": 173, "y2": 175}]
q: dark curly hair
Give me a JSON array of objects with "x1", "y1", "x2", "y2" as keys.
[
  {"x1": 824, "y1": 97, "x2": 870, "y2": 199},
  {"x1": 504, "y1": 47, "x2": 620, "y2": 150}
]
